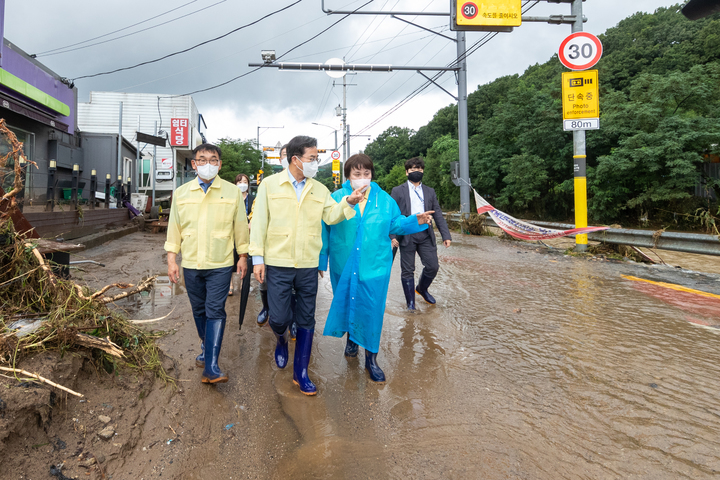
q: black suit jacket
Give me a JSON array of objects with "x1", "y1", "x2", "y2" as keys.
[{"x1": 390, "y1": 182, "x2": 452, "y2": 247}]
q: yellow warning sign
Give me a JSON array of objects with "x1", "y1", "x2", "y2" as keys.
[
  {"x1": 332, "y1": 159, "x2": 340, "y2": 173},
  {"x1": 455, "y1": 1, "x2": 522, "y2": 29},
  {"x1": 562, "y1": 70, "x2": 599, "y2": 120}
]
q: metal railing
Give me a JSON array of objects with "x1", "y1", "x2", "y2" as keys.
[{"x1": 444, "y1": 213, "x2": 720, "y2": 256}]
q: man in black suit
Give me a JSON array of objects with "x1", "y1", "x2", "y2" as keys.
[{"x1": 390, "y1": 157, "x2": 452, "y2": 310}]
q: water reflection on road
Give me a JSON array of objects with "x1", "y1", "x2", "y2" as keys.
[{"x1": 270, "y1": 233, "x2": 720, "y2": 479}]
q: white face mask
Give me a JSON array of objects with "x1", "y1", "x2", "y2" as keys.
[
  {"x1": 296, "y1": 158, "x2": 318, "y2": 179},
  {"x1": 350, "y1": 178, "x2": 371, "y2": 192},
  {"x1": 281, "y1": 158, "x2": 289, "y2": 169},
  {"x1": 196, "y1": 163, "x2": 219, "y2": 180},
  {"x1": 237, "y1": 183, "x2": 248, "y2": 192}
]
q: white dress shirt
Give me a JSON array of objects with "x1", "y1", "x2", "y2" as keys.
[{"x1": 408, "y1": 180, "x2": 424, "y2": 216}]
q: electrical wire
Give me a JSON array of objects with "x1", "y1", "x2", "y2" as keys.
[
  {"x1": 72, "y1": 0, "x2": 305, "y2": 81},
  {"x1": 38, "y1": 0, "x2": 228, "y2": 58},
  {"x1": 173, "y1": 0, "x2": 374, "y2": 96},
  {"x1": 355, "y1": 0, "x2": 540, "y2": 135},
  {"x1": 33, "y1": 0, "x2": 200, "y2": 56},
  {"x1": 343, "y1": 0, "x2": 394, "y2": 60}
]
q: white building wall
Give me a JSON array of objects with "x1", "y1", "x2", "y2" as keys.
[{"x1": 78, "y1": 91, "x2": 202, "y2": 194}]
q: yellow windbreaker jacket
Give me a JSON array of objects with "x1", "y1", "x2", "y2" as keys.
[
  {"x1": 249, "y1": 171, "x2": 355, "y2": 268},
  {"x1": 164, "y1": 177, "x2": 249, "y2": 270}
]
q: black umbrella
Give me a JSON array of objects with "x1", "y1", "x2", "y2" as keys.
[{"x1": 238, "y1": 257, "x2": 253, "y2": 329}]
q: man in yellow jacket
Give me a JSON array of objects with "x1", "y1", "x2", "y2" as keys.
[
  {"x1": 165, "y1": 143, "x2": 249, "y2": 384},
  {"x1": 250, "y1": 135, "x2": 364, "y2": 395}
]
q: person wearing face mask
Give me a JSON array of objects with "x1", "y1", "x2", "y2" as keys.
[
  {"x1": 390, "y1": 157, "x2": 452, "y2": 310},
  {"x1": 230, "y1": 173, "x2": 253, "y2": 297},
  {"x1": 249, "y1": 135, "x2": 365, "y2": 395},
  {"x1": 319, "y1": 154, "x2": 434, "y2": 383},
  {"x1": 165, "y1": 144, "x2": 249, "y2": 384}
]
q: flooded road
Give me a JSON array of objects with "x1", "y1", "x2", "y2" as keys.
[{"x1": 75, "y1": 231, "x2": 720, "y2": 479}]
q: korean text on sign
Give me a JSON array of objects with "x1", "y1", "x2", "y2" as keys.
[
  {"x1": 170, "y1": 118, "x2": 189, "y2": 147},
  {"x1": 561, "y1": 70, "x2": 599, "y2": 120}
]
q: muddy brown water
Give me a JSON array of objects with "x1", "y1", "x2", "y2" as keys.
[{"x1": 67, "y1": 232, "x2": 720, "y2": 478}]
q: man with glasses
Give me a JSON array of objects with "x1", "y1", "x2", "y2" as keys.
[
  {"x1": 165, "y1": 143, "x2": 249, "y2": 384},
  {"x1": 250, "y1": 135, "x2": 364, "y2": 395}
]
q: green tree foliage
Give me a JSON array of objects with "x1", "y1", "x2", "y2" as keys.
[
  {"x1": 217, "y1": 138, "x2": 262, "y2": 184},
  {"x1": 377, "y1": 163, "x2": 407, "y2": 192},
  {"x1": 365, "y1": 4, "x2": 720, "y2": 225}
]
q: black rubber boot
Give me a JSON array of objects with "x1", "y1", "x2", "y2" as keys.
[
  {"x1": 257, "y1": 290, "x2": 269, "y2": 326},
  {"x1": 365, "y1": 349, "x2": 386, "y2": 383},
  {"x1": 274, "y1": 330, "x2": 289, "y2": 369},
  {"x1": 401, "y1": 278, "x2": 416, "y2": 311},
  {"x1": 415, "y1": 273, "x2": 436, "y2": 305},
  {"x1": 201, "y1": 320, "x2": 228, "y2": 384},
  {"x1": 344, "y1": 334, "x2": 359, "y2": 357}
]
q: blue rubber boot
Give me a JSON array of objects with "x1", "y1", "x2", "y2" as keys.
[
  {"x1": 292, "y1": 327, "x2": 317, "y2": 396},
  {"x1": 344, "y1": 334, "x2": 358, "y2": 358},
  {"x1": 195, "y1": 341, "x2": 205, "y2": 368},
  {"x1": 289, "y1": 294, "x2": 297, "y2": 340},
  {"x1": 401, "y1": 278, "x2": 416, "y2": 311},
  {"x1": 274, "y1": 329, "x2": 289, "y2": 369},
  {"x1": 365, "y1": 349, "x2": 386, "y2": 383},
  {"x1": 257, "y1": 290, "x2": 269, "y2": 326},
  {"x1": 201, "y1": 319, "x2": 228, "y2": 384},
  {"x1": 415, "y1": 274, "x2": 436, "y2": 305}
]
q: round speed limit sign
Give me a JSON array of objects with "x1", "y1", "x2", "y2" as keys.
[
  {"x1": 460, "y1": 2, "x2": 478, "y2": 20},
  {"x1": 331, "y1": 150, "x2": 341, "y2": 160},
  {"x1": 559, "y1": 32, "x2": 603, "y2": 70}
]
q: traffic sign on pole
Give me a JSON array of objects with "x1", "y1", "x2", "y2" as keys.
[
  {"x1": 561, "y1": 70, "x2": 599, "y2": 120},
  {"x1": 563, "y1": 118, "x2": 599, "y2": 131},
  {"x1": 332, "y1": 159, "x2": 341, "y2": 173},
  {"x1": 559, "y1": 32, "x2": 603, "y2": 70},
  {"x1": 451, "y1": 0, "x2": 521, "y2": 32},
  {"x1": 331, "y1": 150, "x2": 341, "y2": 160}
]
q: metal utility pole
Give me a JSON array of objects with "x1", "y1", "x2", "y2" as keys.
[
  {"x1": 457, "y1": 31, "x2": 470, "y2": 214},
  {"x1": 117, "y1": 102, "x2": 123, "y2": 182},
  {"x1": 152, "y1": 121, "x2": 157, "y2": 207},
  {"x1": 571, "y1": 0, "x2": 587, "y2": 252},
  {"x1": 342, "y1": 74, "x2": 347, "y2": 184}
]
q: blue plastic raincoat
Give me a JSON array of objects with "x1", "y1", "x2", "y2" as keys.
[{"x1": 319, "y1": 181, "x2": 428, "y2": 353}]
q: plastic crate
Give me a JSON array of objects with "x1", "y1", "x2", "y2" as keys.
[{"x1": 62, "y1": 188, "x2": 83, "y2": 200}]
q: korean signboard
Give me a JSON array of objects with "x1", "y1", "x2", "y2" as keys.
[
  {"x1": 170, "y1": 118, "x2": 189, "y2": 147},
  {"x1": 561, "y1": 70, "x2": 599, "y2": 120}
]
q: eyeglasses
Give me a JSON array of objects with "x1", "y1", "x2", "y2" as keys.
[
  {"x1": 194, "y1": 158, "x2": 219, "y2": 165},
  {"x1": 298, "y1": 155, "x2": 319, "y2": 164}
]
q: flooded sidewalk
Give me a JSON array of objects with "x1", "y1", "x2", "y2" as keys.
[{"x1": 69, "y1": 231, "x2": 720, "y2": 479}]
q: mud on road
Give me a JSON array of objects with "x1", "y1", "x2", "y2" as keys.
[{"x1": 3, "y1": 230, "x2": 720, "y2": 479}]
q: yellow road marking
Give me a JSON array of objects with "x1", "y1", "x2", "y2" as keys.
[{"x1": 621, "y1": 275, "x2": 720, "y2": 300}]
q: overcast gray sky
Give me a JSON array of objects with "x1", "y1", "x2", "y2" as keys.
[{"x1": 6, "y1": 0, "x2": 677, "y2": 152}]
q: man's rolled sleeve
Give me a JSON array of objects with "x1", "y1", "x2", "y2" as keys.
[
  {"x1": 164, "y1": 194, "x2": 181, "y2": 254},
  {"x1": 322, "y1": 196, "x2": 356, "y2": 226},
  {"x1": 248, "y1": 182, "x2": 269, "y2": 258},
  {"x1": 234, "y1": 194, "x2": 250, "y2": 255}
]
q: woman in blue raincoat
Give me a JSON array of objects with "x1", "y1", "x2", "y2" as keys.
[{"x1": 319, "y1": 154, "x2": 434, "y2": 383}]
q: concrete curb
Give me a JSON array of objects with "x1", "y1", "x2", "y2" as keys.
[{"x1": 74, "y1": 224, "x2": 139, "y2": 251}]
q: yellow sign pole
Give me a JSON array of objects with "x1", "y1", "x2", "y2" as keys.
[{"x1": 573, "y1": 155, "x2": 588, "y2": 248}]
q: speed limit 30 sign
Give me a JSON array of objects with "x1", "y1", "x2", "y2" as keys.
[
  {"x1": 559, "y1": 32, "x2": 603, "y2": 71},
  {"x1": 331, "y1": 150, "x2": 341, "y2": 160}
]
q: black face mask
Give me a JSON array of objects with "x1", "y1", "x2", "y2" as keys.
[{"x1": 408, "y1": 171, "x2": 424, "y2": 183}]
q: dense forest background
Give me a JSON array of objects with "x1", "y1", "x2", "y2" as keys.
[{"x1": 359, "y1": 4, "x2": 720, "y2": 227}]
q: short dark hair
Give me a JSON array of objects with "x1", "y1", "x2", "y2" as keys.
[
  {"x1": 235, "y1": 173, "x2": 249, "y2": 184},
  {"x1": 193, "y1": 143, "x2": 221, "y2": 159},
  {"x1": 345, "y1": 153, "x2": 374, "y2": 179},
  {"x1": 287, "y1": 136, "x2": 317, "y2": 162},
  {"x1": 405, "y1": 156, "x2": 424, "y2": 171}
]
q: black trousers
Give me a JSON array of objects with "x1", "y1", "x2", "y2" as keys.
[
  {"x1": 266, "y1": 265, "x2": 318, "y2": 335},
  {"x1": 399, "y1": 231, "x2": 439, "y2": 281}
]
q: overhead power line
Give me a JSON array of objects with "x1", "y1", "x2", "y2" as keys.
[
  {"x1": 37, "y1": 0, "x2": 228, "y2": 58},
  {"x1": 34, "y1": 0, "x2": 200, "y2": 56},
  {"x1": 72, "y1": 0, "x2": 305, "y2": 81},
  {"x1": 175, "y1": 0, "x2": 374, "y2": 96}
]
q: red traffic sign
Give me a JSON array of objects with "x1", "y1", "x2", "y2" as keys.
[
  {"x1": 460, "y1": 2, "x2": 478, "y2": 20},
  {"x1": 331, "y1": 150, "x2": 341, "y2": 160},
  {"x1": 559, "y1": 32, "x2": 603, "y2": 71}
]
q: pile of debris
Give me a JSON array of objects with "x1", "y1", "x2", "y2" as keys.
[{"x1": 0, "y1": 120, "x2": 167, "y2": 393}]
